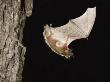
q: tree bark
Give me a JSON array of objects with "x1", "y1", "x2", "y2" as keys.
[{"x1": 0, "y1": 0, "x2": 33, "y2": 82}]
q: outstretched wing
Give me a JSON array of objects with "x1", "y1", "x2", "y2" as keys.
[
  {"x1": 71, "y1": 7, "x2": 96, "y2": 38},
  {"x1": 43, "y1": 7, "x2": 96, "y2": 59}
]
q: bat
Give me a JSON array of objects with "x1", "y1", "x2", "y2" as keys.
[{"x1": 43, "y1": 7, "x2": 96, "y2": 59}]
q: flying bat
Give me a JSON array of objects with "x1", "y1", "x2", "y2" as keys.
[{"x1": 43, "y1": 7, "x2": 96, "y2": 59}]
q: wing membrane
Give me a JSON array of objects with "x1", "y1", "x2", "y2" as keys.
[{"x1": 43, "y1": 7, "x2": 96, "y2": 58}]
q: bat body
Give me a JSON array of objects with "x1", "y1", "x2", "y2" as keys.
[{"x1": 43, "y1": 7, "x2": 96, "y2": 59}]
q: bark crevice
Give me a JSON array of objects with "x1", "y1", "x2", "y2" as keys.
[{"x1": 0, "y1": 0, "x2": 33, "y2": 82}]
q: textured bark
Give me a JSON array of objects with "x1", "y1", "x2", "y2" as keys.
[{"x1": 0, "y1": 0, "x2": 32, "y2": 82}]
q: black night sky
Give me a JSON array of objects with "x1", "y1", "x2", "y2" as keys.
[{"x1": 22, "y1": 0, "x2": 110, "y2": 82}]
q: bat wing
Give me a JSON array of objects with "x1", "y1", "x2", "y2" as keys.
[
  {"x1": 71, "y1": 7, "x2": 96, "y2": 38},
  {"x1": 52, "y1": 7, "x2": 96, "y2": 45},
  {"x1": 43, "y1": 7, "x2": 96, "y2": 58}
]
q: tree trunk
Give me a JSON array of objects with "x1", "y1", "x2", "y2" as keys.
[{"x1": 0, "y1": 0, "x2": 33, "y2": 82}]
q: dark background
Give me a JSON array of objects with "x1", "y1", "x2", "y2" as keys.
[{"x1": 22, "y1": 0, "x2": 110, "y2": 82}]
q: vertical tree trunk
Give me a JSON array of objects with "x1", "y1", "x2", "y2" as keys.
[{"x1": 0, "y1": 0, "x2": 32, "y2": 82}]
